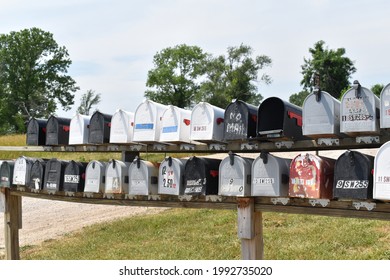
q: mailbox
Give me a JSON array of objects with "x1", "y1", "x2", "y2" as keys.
[
  {"x1": 183, "y1": 156, "x2": 221, "y2": 195},
  {"x1": 128, "y1": 157, "x2": 159, "y2": 195},
  {"x1": 289, "y1": 153, "x2": 335, "y2": 199},
  {"x1": 133, "y1": 99, "x2": 168, "y2": 142},
  {"x1": 380, "y1": 83, "x2": 390, "y2": 128},
  {"x1": 340, "y1": 81, "x2": 380, "y2": 135},
  {"x1": 0, "y1": 161, "x2": 15, "y2": 188},
  {"x1": 219, "y1": 153, "x2": 254, "y2": 196},
  {"x1": 251, "y1": 152, "x2": 291, "y2": 197},
  {"x1": 302, "y1": 90, "x2": 343, "y2": 138},
  {"x1": 12, "y1": 156, "x2": 36, "y2": 186},
  {"x1": 105, "y1": 159, "x2": 129, "y2": 194},
  {"x1": 63, "y1": 160, "x2": 87, "y2": 192},
  {"x1": 26, "y1": 118, "x2": 47, "y2": 146},
  {"x1": 374, "y1": 141, "x2": 390, "y2": 200},
  {"x1": 43, "y1": 158, "x2": 69, "y2": 192},
  {"x1": 84, "y1": 160, "x2": 106, "y2": 193},
  {"x1": 109, "y1": 109, "x2": 135, "y2": 143},
  {"x1": 334, "y1": 150, "x2": 374, "y2": 200},
  {"x1": 88, "y1": 111, "x2": 112, "y2": 144},
  {"x1": 45, "y1": 116, "x2": 71, "y2": 145},
  {"x1": 159, "y1": 105, "x2": 192, "y2": 143},
  {"x1": 223, "y1": 100, "x2": 258, "y2": 141},
  {"x1": 257, "y1": 97, "x2": 306, "y2": 141},
  {"x1": 69, "y1": 113, "x2": 91, "y2": 145},
  {"x1": 158, "y1": 157, "x2": 187, "y2": 195},
  {"x1": 28, "y1": 159, "x2": 47, "y2": 190},
  {"x1": 190, "y1": 102, "x2": 225, "y2": 143}
]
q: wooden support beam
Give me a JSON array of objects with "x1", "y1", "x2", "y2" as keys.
[
  {"x1": 3, "y1": 188, "x2": 22, "y2": 260},
  {"x1": 237, "y1": 197, "x2": 264, "y2": 260}
]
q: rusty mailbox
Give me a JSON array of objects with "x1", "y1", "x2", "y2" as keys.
[
  {"x1": 158, "y1": 156, "x2": 187, "y2": 195},
  {"x1": 45, "y1": 116, "x2": 71, "y2": 145},
  {"x1": 43, "y1": 158, "x2": 69, "y2": 192},
  {"x1": 84, "y1": 160, "x2": 106, "y2": 193},
  {"x1": 26, "y1": 118, "x2": 47, "y2": 146},
  {"x1": 63, "y1": 160, "x2": 87, "y2": 192},
  {"x1": 128, "y1": 157, "x2": 159, "y2": 195},
  {"x1": 88, "y1": 111, "x2": 112, "y2": 144}
]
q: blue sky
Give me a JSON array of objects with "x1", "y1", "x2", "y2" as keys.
[{"x1": 1, "y1": 0, "x2": 390, "y2": 117}]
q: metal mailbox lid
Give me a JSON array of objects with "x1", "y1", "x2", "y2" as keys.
[
  {"x1": 46, "y1": 116, "x2": 71, "y2": 146},
  {"x1": 63, "y1": 160, "x2": 87, "y2": 192},
  {"x1": 302, "y1": 91, "x2": 342, "y2": 138},
  {"x1": 380, "y1": 83, "x2": 390, "y2": 128},
  {"x1": 190, "y1": 102, "x2": 225, "y2": 143},
  {"x1": 43, "y1": 158, "x2": 69, "y2": 192},
  {"x1": 340, "y1": 83, "x2": 380, "y2": 135},
  {"x1": 160, "y1": 105, "x2": 192, "y2": 143},
  {"x1": 257, "y1": 97, "x2": 306, "y2": 141},
  {"x1": 69, "y1": 113, "x2": 91, "y2": 145},
  {"x1": 184, "y1": 156, "x2": 221, "y2": 196},
  {"x1": 84, "y1": 160, "x2": 106, "y2": 193},
  {"x1": 289, "y1": 153, "x2": 335, "y2": 199},
  {"x1": 105, "y1": 159, "x2": 130, "y2": 194},
  {"x1": 223, "y1": 100, "x2": 258, "y2": 141},
  {"x1": 219, "y1": 153, "x2": 254, "y2": 197},
  {"x1": 128, "y1": 157, "x2": 159, "y2": 195},
  {"x1": 374, "y1": 141, "x2": 390, "y2": 200},
  {"x1": 251, "y1": 152, "x2": 291, "y2": 197},
  {"x1": 12, "y1": 156, "x2": 36, "y2": 186},
  {"x1": 88, "y1": 111, "x2": 112, "y2": 144},
  {"x1": 28, "y1": 159, "x2": 46, "y2": 190},
  {"x1": 26, "y1": 118, "x2": 47, "y2": 146},
  {"x1": 109, "y1": 109, "x2": 135, "y2": 143},
  {"x1": 158, "y1": 157, "x2": 187, "y2": 195},
  {"x1": 133, "y1": 99, "x2": 168, "y2": 142},
  {"x1": 334, "y1": 150, "x2": 374, "y2": 200},
  {"x1": 0, "y1": 161, "x2": 15, "y2": 188}
]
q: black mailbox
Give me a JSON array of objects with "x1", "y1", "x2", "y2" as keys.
[
  {"x1": 333, "y1": 150, "x2": 374, "y2": 200},
  {"x1": 28, "y1": 159, "x2": 47, "y2": 190},
  {"x1": 88, "y1": 111, "x2": 112, "y2": 144},
  {"x1": 45, "y1": 115, "x2": 71, "y2": 145},
  {"x1": 26, "y1": 118, "x2": 47, "y2": 146},
  {"x1": 43, "y1": 158, "x2": 69, "y2": 192},
  {"x1": 63, "y1": 160, "x2": 87, "y2": 192},
  {"x1": 223, "y1": 100, "x2": 258, "y2": 141},
  {"x1": 257, "y1": 97, "x2": 306, "y2": 141},
  {"x1": 0, "y1": 161, "x2": 15, "y2": 188},
  {"x1": 184, "y1": 156, "x2": 221, "y2": 195}
]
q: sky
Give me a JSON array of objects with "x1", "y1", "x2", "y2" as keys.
[{"x1": 1, "y1": 0, "x2": 390, "y2": 118}]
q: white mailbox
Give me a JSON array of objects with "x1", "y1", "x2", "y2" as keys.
[
  {"x1": 84, "y1": 160, "x2": 106, "y2": 193},
  {"x1": 303, "y1": 90, "x2": 342, "y2": 138},
  {"x1": 219, "y1": 153, "x2": 253, "y2": 196},
  {"x1": 109, "y1": 109, "x2": 135, "y2": 143},
  {"x1": 159, "y1": 105, "x2": 192, "y2": 143},
  {"x1": 69, "y1": 113, "x2": 91, "y2": 145},
  {"x1": 190, "y1": 102, "x2": 225, "y2": 143},
  {"x1": 380, "y1": 83, "x2": 390, "y2": 128},
  {"x1": 105, "y1": 159, "x2": 129, "y2": 194},
  {"x1": 133, "y1": 99, "x2": 168, "y2": 142},
  {"x1": 12, "y1": 156, "x2": 36, "y2": 186},
  {"x1": 251, "y1": 152, "x2": 291, "y2": 197},
  {"x1": 128, "y1": 157, "x2": 159, "y2": 195},
  {"x1": 340, "y1": 81, "x2": 380, "y2": 135},
  {"x1": 158, "y1": 157, "x2": 187, "y2": 195},
  {"x1": 374, "y1": 141, "x2": 390, "y2": 200}
]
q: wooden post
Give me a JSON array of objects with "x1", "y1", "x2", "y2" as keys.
[
  {"x1": 121, "y1": 151, "x2": 140, "y2": 162},
  {"x1": 2, "y1": 188, "x2": 22, "y2": 260},
  {"x1": 237, "y1": 197, "x2": 264, "y2": 260}
]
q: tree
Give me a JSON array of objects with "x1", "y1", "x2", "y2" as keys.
[
  {"x1": 145, "y1": 44, "x2": 208, "y2": 108},
  {"x1": 199, "y1": 44, "x2": 272, "y2": 108},
  {"x1": 370, "y1": 84, "x2": 384, "y2": 98},
  {"x1": 0, "y1": 27, "x2": 78, "y2": 133},
  {"x1": 77, "y1": 90, "x2": 101, "y2": 115},
  {"x1": 300, "y1": 40, "x2": 356, "y2": 99},
  {"x1": 289, "y1": 90, "x2": 310, "y2": 107}
]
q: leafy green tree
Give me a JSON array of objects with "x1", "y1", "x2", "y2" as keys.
[
  {"x1": 145, "y1": 44, "x2": 208, "y2": 108},
  {"x1": 199, "y1": 44, "x2": 272, "y2": 108},
  {"x1": 289, "y1": 90, "x2": 310, "y2": 107},
  {"x1": 0, "y1": 27, "x2": 78, "y2": 133},
  {"x1": 300, "y1": 40, "x2": 356, "y2": 99},
  {"x1": 370, "y1": 83, "x2": 384, "y2": 98},
  {"x1": 77, "y1": 89, "x2": 101, "y2": 115}
]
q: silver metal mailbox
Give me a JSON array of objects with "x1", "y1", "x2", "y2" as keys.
[
  {"x1": 12, "y1": 156, "x2": 36, "y2": 186},
  {"x1": 159, "y1": 105, "x2": 192, "y2": 143},
  {"x1": 69, "y1": 113, "x2": 91, "y2": 145},
  {"x1": 380, "y1": 83, "x2": 390, "y2": 129},
  {"x1": 158, "y1": 156, "x2": 187, "y2": 195},
  {"x1": 340, "y1": 81, "x2": 380, "y2": 135},
  {"x1": 374, "y1": 141, "x2": 390, "y2": 200},
  {"x1": 109, "y1": 109, "x2": 135, "y2": 143},
  {"x1": 84, "y1": 160, "x2": 106, "y2": 193},
  {"x1": 251, "y1": 152, "x2": 291, "y2": 197},
  {"x1": 105, "y1": 159, "x2": 129, "y2": 194},
  {"x1": 219, "y1": 153, "x2": 254, "y2": 196},
  {"x1": 128, "y1": 157, "x2": 159, "y2": 195},
  {"x1": 190, "y1": 102, "x2": 225, "y2": 143}
]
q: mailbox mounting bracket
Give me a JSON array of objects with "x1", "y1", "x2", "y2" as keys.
[
  {"x1": 180, "y1": 144, "x2": 195, "y2": 151},
  {"x1": 209, "y1": 143, "x2": 226, "y2": 151},
  {"x1": 271, "y1": 197, "x2": 290, "y2": 205},
  {"x1": 356, "y1": 136, "x2": 380, "y2": 144},
  {"x1": 206, "y1": 195, "x2": 224, "y2": 202},
  {"x1": 308, "y1": 199, "x2": 330, "y2": 207},
  {"x1": 353, "y1": 201, "x2": 376, "y2": 211},
  {"x1": 241, "y1": 142, "x2": 258, "y2": 150},
  {"x1": 317, "y1": 138, "x2": 340, "y2": 146},
  {"x1": 148, "y1": 195, "x2": 161, "y2": 201},
  {"x1": 178, "y1": 195, "x2": 193, "y2": 201},
  {"x1": 275, "y1": 141, "x2": 294, "y2": 149}
]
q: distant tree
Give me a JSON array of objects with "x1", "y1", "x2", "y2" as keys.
[
  {"x1": 370, "y1": 83, "x2": 384, "y2": 98},
  {"x1": 289, "y1": 90, "x2": 310, "y2": 107},
  {"x1": 77, "y1": 90, "x2": 101, "y2": 115},
  {"x1": 300, "y1": 40, "x2": 356, "y2": 99},
  {"x1": 0, "y1": 27, "x2": 78, "y2": 133}
]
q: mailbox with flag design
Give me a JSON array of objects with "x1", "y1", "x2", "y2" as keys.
[
  {"x1": 159, "y1": 105, "x2": 192, "y2": 143},
  {"x1": 26, "y1": 118, "x2": 47, "y2": 146},
  {"x1": 45, "y1": 116, "x2": 71, "y2": 145},
  {"x1": 158, "y1": 156, "x2": 187, "y2": 195},
  {"x1": 109, "y1": 109, "x2": 135, "y2": 143},
  {"x1": 69, "y1": 113, "x2": 91, "y2": 145},
  {"x1": 128, "y1": 157, "x2": 159, "y2": 195},
  {"x1": 43, "y1": 158, "x2": 69, "y2": 192},
  {"x1": 63, "y1": 160, "x2": 87, "y2": 192},
  {"x1": 105, "y1": 159, "x2": 129, "y2": 194},
  {"x1": 84, "y1": 160, "x2": 106, "y2": 193},
  {"x1": 88, "y1": 111, "x2": 112, "y2": 144}
]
